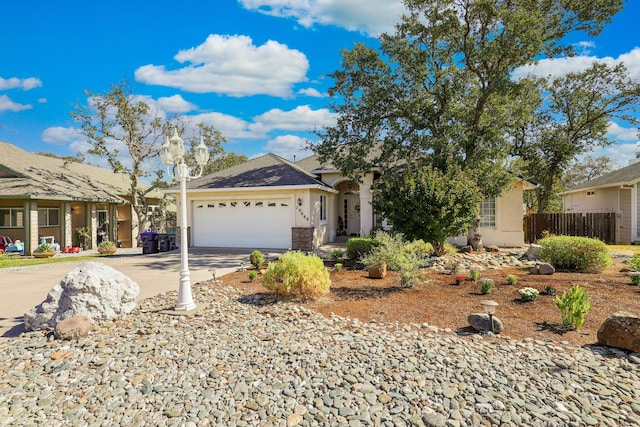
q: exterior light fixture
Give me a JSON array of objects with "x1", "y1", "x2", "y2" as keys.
[
  {"x1": 160, "y1": 128, "x2": 210, "y2": 311},
  {"x1": 297, "y1": 198, "x2": 302, "y2": 206},
  {"x1": 481, "y1": 300, "x2": 499, "y2": 333}
]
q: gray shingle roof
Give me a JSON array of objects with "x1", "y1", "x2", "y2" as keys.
[
  {"x1": 0, "y1": 141, "x2": 157, "y2": 202},
  {"x1": 565, "y1": 161, "x2": 640, "y2": 193},
  {"x1": 184, "y1": 153, "x2": 333, "y2": 190}
]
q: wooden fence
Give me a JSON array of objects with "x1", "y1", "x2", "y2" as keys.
[{"x1": 523, "y1": 212, "x2": 617, "y2": 244}]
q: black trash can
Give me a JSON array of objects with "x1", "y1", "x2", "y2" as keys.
[
  {"x1": 168, "y1": 232, "x2": 177, "y2": 250},
  {"x1": 140, "y1": 232, "x2": 159, "y2": 254},
  {"x1": 158, "y1": 233, "x2": 171, "y2": 252}
]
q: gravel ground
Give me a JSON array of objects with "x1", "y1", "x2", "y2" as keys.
[{"x1": 1, "y1": 281, "x2": 639, "y2": 426}]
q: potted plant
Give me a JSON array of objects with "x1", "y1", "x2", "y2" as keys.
[
  {"x1": 33, "y1": 243, "x2": 56, "y2": 258},
  {"x1": 75, "y1": 227, "x2": 91, "y2": 250},
  {"x1": 97, "y1": 240, "x2": 117, "y2": 254}
]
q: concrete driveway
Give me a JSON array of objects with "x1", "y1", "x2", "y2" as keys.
[{"x1": 0, "y1": 247, "x2": 286, "y2": 339}]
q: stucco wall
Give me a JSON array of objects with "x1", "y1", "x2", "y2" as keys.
[{"x1": 564, "y1": 187, "x2": 619, "y2": 213}]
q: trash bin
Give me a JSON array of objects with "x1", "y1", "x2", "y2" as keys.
[
  {"x1": 168, "y1": 232, "x2": 177, "y2": 250},
  {"x1": 140, "y1": 232, "x2": 159, "y2": 254},
  {"x1": 158, "y1": 233, "x2": 171, "y2": 252}
]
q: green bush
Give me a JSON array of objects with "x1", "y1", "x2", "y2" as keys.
[
  {"x1": 249, "y1": 250, "x2": 264, "y2": 269},
  {"x1": 262, "y1": 251, "x2": 330, "y2": 299},
  {"x1": 345, "y1": 238, "x2": 374, "y2": 260},
  {"x1": 331, "y1": 249, "x2": 344, "y2": 260},
  {"x1": 538, "y1": 236, "x2": 611, "y2": 273},
  {"x1": 631, "y1": 273, "x2": 640, "y2": 286},
  {"x1": 506, "y1": 274, "x2": 518, "y2": 286},
  {"x1": 248, "y1": 271, "x2": 257, "y2": 281},
  {"x1": 469, "y1": 269, "x2": 479, "y2": 282},
  {"x1": 555, "y1": 284, "x2": 590, "y2": 329},
  {"x1": 519, "y1": 287, "x2": 539, "y2": 302},
  {"x1": 628, "y1": 254, "x2": 640, "y2": 271},
  {"x1": 403, "y1": 239, "x2": 434, "y2": 257},
  {"x1": 479, "y1": 278, "x2": 494, "y2": 294}
]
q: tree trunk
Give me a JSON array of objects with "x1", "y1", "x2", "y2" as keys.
[{"x1": 468, "y1": 216, "x2": 483, "y2": 251}]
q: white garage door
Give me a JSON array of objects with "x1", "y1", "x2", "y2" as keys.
[{"x1": 192, "y1": 199, "x2": 293, "y2": 248}]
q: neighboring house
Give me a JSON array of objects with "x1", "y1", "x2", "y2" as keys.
[
  {"x1": 563, "y1": 161, "x2": 640, "y2": 245},
  {"x1": 0, "y1": 141, "x2": 164, "y2": 254},
  {"x1": 165, "y1": 153, "x2": 533, "y2": 250}
]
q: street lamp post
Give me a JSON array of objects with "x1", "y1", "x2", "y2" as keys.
[{"x1": 160, "y1": 128, "x2": 210, "y2": 311}]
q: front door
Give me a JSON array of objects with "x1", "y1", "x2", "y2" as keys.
[{"x1": 343, "y1": 194, "x2": 360, "y2": 236}]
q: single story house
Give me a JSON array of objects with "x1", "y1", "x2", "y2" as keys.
[
  {"x1": 165, "y1": 153, "x2": 533, "y2": 250},
  {"x1": 0, "y1": 141, "x2": 164, "y2": 254},
  {"x1": 563, "y1": 161, "x2": 640, "y2": 244}
]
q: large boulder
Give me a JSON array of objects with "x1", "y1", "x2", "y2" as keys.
[
  {"x1": 25, "y1": 261, "x2": 140, "y2": 331},
  {"x1": 530, "y1": 262, "x2": 555, "y2": 275},
  {"x1": 597, "y1": 312, "x2": 640, "y2": 353},
  {"x1": 524, "y1": 244, "x2": 542, "y2": 261},
  {"x1": 468, "y1": 313, "x2": 504, "y2": 334}
]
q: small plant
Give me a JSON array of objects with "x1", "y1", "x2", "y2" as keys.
[
  {"x1": 469, "y1": 269, "x2": 479, "y2": 282},
  {"x1": 248, "y1": 271, "x2": 257, "y2": 281},
  {"x1": 479, "y1": 278, "x2": 494, "y2": 294},
  {"x1": 331, "y1": 249, "x2": 344, "y2": 261},
  {"x1": 628, "y1": 254, "x2": 640, "y2": 271},
  {"x1": 555, "y1": 284, "x2": 590, "y2": 329},
  {"x1": 450, "y1": 263, "x2": 461, "y2": 275},
  {"x1": 544, "y1": 284, "x2": 557, "y2": 296},
  {"x1": 631, "y1": 273, "x2": 640, "y2": 286},
  {"x1": 506, "y1": 274, "x2": 518, "y2": 286},
  {"x1": 334, "y1": 263, "x2": 343, "y2": 272},
  {"x1": 454, "y1": 275, "x2": 465, "y2": 286},
  {"x1": 519, "y1": 287, "x2": 539, "y2": 302},
  {"x1": 249, "y1": 250, "x2": 264, "y2": 269},
  {"x1": 98, "y1": 240, "x2": 116, "y2": 254},
  {"x1": 398, "y1": 269, "x2": 418, "y2": 288},
  {"x1": 36, "y1": 243, "x2": 53, "y2": 253}
]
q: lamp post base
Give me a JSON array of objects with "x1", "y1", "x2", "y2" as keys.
[{"x1": 159, "y1": 304, "x2": 205, "y2": 316}]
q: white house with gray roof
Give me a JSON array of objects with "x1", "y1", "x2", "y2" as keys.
[{"x1": 564, "y1": 161, "x2": 640, "y2": 244}]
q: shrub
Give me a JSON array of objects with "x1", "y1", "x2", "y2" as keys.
[
  {"x1": 262, "y1": 251, "x2": 330, "y2": 299},
  {"x1": 544, "y1": 284, "x2": 557, "y2": 296},
  {"x1": 331, "y1": 249, "x2": 344, "y2": 261},
  {"x1": 628, "y1": 254, "x2": 640, "y2": 271},
  {"x1": 479, "y1": 278, "x2": 494, "y2": 294},
  {"x1": 404, "y1": 239, "x2": 434, "y2": 257},
  {"x1": 631, "y1": 273, "x2": 640, "y2": 286},
  {"x1": 455, "y1": 275, "x2": 465, "y2": 286},
  {"x1": 36, "y1": 243, "x2": 53, "y2": 253},
  {"x1": 538, "y1": 236, "x2": 611, "y2": 273},
  {"x1": 248, "y1": 271, "x2": 257, "y2": 281},
  {"x1": 555, "y1": 284, "x2": 590, "y2": 329},
  {"x1": 334, "y1": 263, "x2": 343, "y2": 272},
  {"x1": 506, "y1": 274, "x2": 518, "y2": 286},
  {"x1": 249, "y1": 250, "x2": 264, "y2": 269},
  {"x1": 469, "y1": 269, "x2": 479, "y2": 282},
  {"x1": 519, "y1": 287, "x2": 539, "y2": 302},
  {"x1": 346, "y1": 238, "x2": 374, "y2": 260}
]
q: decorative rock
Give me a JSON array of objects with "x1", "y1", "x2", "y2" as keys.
[
  {"x1": 468, "y1": 313, "x2": 504, "y2": 333},
  {"x1": 524, "y1": 244, "x2": 542, "y2": 260},
  {"x1": 459, "y1": 246, "x2": 473, "y2": 253},
  {"x1": 597, "y1": 312, "x2": 640, "y2": 353},
  {"x1": 54, "y1": 315, "x2": 91, "y2": 340},
  {"x1": 368, "y1": 263, "x2": 387, "y2": 279},
  {"x1": 485, "y1": 245, "x2": 499, "y2": 253},
  {"x1": 24, "y1": 261, "x2": 140, "y2": 331},
  {"x1": 531, "y1": 262, "x2": 555, "y2": 275}
]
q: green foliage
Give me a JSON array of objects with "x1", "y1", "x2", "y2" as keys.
[
  {"x1": 479, "y1": 278, "x2": 494, "y2": 295},
  {"x1": 361, "y1": 232, "x2": 426, "y2": 271},
  {"x1": 373, "y1": 166, "x2": 481, "y2": 256},
  {"x1": 98, "y1": 240, "x2": 116, "y2": 250},
  {"x1": 631, "y1": 273, "x2": 640, "y2": 286},
  {"x1": 544, "y1": 284, "x2": 557, "y2": 296},
  {"x1": 555, "y1": 284, "x2": 590, "y2": 329},
  {"x1": 506, "y1": 274, "x2": 518, "y2": 286},
  {"x1": 345, "y1": 238, "x2": 374, "y2": 260},
  {"x1": 538, "y1": 236, "x2": 611, "y2": 273},
  {"x1": 262, "y1": 251, "x2": 330, "y2": 299},
  {"x1": 334, "y1": 263, "x2": 343, "y2": 272},
  {"x1": 36, "y1": 243, "x2": 53, "y2": 253},
  {"x1": 248, "y1": 271, "x2": 257, "y2": 281},
  {"x1": 249, "y1": 250, "x2": 264, "y2": 269},
  {"x1": 331, "y1": 249, "x2": 344, "y2": 261},
  {"x1": 627, "y1": 254, "x2": 640, "y2": 271},
  {"x1": 519, "y1": 287, "x2": 539, "y2": 302},
  {"x1": 403, "y1": 240, "x2": 434, "y2": 257},
  {"x1": 469, "y1": 270, "x2": 479, "y2": 282}
]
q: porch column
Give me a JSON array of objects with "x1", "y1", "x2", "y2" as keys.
[
  {"x1": 359, "y1": 174, "x2": 374, "y2": 236},
  {"x1": 64, "y1": 203, "x2": 73, "y2": 248},
  {"x1": 27, "y1": 200, "x2": 38, "y2": 255}
]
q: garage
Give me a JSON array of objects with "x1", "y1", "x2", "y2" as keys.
[{"x1": 192, "y1": 199, "x2": 293, "y2": 248}]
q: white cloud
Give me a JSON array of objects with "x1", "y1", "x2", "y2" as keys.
[
  {"x1": 297, "y1": 87, "x2": 325, "y2": 97},
  {"x1": 41, "y1": 126, "x2": 82, "y2": 145},
  {"x1": 253, "y1": 105, "x2": 337, "y2": 131},
  {"x1": 157, "y1": 94, "x2": 197, "y2": 113},
  {"x1": 135, "y1": 34, "x2": 309, "y2": 97},
  {"x1": 239, "y1": 0, "x2": 404, "y2": 36},
  {"x1": 190, "y1": 111, "x2": 266, "y2": 140},
  {"x1": 513, "y1": 47, "x2": 640, "y2": 80},
  {"x1": 607, "y1": 122, "x2": 639, "y2": 142},
  {"x1": 590, "y1": 142, "x2": 638, "y2": 168},
  {"x1": 573, "y1": 41, "x2": 595, "y2": 55},
  {"x1": 0, "y1": 94, "x2": 32, "y2": 112},
  {"x1": 0, "y1": 76, "x2": 42, "y2": 90},
  {"x1": 264, "y1": 134, "x2": 313, "y2": 160}
]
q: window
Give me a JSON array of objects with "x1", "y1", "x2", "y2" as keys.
[
  {"x1": 38, "y1": 208, "x2": 60, "y2": 227},
  {"x1": 587, "y1": 190, "x2": 596, "y2": 197},
  {"x1": 479, "y1": 197, "x2": 495, "y2": 228},
  {"x1": 320, "y1": 195, "x2": 327, "y2": 221},
  {"x1": 0, "y1": 208, "x2": 24, "y2": 228}
]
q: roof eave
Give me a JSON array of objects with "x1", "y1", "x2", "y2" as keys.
[{"x1": 163, "y1": 184, "x2": 338, "y2": 194}]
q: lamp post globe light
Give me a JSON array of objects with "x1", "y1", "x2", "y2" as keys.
[{"x1": 160, "y1": 128, "x2": 210, "y2": 311}]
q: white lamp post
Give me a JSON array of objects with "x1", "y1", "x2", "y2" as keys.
[
  {"x1": 160, "y1": 128, "x2": 210, "y2": 311},
  {"x1": 480, "y1": 300, "x2": 499, "y2": 333}
]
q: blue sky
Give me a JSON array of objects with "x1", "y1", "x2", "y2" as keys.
[{"x1": 1, "y1": 0, "x2": 639, "y2": 168}]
